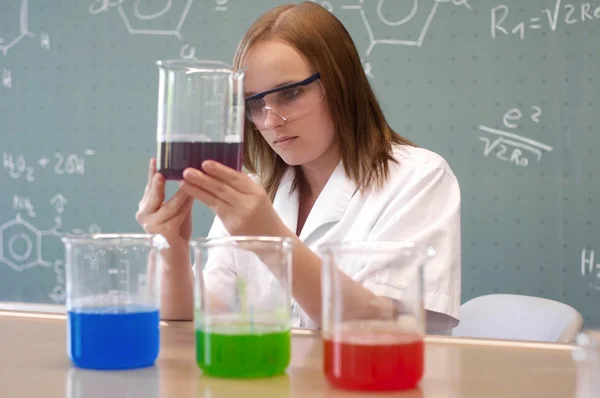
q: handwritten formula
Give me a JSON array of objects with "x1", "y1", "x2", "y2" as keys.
[
  {"x1": 492, "y1": 0, "x2": 600, "y2": 40},
  {"x1": 478, "y1": 105, "x2": 553, "y2": 167},
  {"x1": 2, "y1": 150, "x2": 95, "y2": 182},
  {"x1": 581, "y1": 248, "x2": 600, "y2": 291}
]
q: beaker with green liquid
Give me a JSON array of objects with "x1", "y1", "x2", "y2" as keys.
[{"x1": 191, "y1": 236, "x2": 293, "y2": 378}]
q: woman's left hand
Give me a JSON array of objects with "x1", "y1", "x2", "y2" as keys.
[{"x1": 180, "y1": 161, "x2": 287, "y2": 237}]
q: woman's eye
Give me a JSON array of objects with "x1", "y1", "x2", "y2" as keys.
[
  {"x1": 281, "y1": 88, "x2": 300, "y2": 100},
  {"x1": 247, "y1": 99, "x2": 264, "y2": 110}
]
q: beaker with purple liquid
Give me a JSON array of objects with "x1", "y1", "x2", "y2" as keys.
[{"x1": 155, "y1": 60, "x2": 245, "y2": 179}]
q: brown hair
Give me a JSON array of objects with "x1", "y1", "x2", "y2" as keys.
[{"x1": 232, "y1": 2, "x2": 415, "y2": 200}]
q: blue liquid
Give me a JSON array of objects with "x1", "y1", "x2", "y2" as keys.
[{"x1": 68, "y1": 307, "x2": 160, "y2": 370}]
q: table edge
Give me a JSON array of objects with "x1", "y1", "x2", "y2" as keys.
[{"x1": 0, "y1": 302, "x2": 578, "y2": 351}]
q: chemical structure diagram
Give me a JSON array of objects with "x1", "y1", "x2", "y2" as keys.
[
  {"x1": 341, "y1": 0, "x2": 472, "y2": 77},
  {"x1": 88, "y1": 0, "x2": 221, "y2": 60},
  {"x1": 343, "y1": 0, "x2": 472, "y2": 55},
  {"x1": 1, "y1": 0, "x2": 51, "y2": 89},
  {"x1": 1, "y1": 194, "x2": 101, "y2": 303}
]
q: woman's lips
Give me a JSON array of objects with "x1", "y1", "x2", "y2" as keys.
[{"x1": 274, "y1": 136, "x2": 298, "y2": 146}]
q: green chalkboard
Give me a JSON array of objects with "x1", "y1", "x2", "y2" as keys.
[{"x1": 1, "y1": 0, "x2": 598, "y2": 327}]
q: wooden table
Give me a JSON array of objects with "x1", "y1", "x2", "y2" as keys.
[{"x1": 0, "y1": 307, "x2": 592, "y2": 398}]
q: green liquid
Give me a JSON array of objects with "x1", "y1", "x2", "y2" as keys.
[{"x1": 196, "y1": 327, "x2": 291, "y2": 378}]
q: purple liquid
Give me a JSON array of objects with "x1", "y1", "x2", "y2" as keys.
[{"x1": 158, "y1": 141, "x2": 243, "y2": 180}]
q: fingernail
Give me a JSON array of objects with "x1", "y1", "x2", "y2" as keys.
[{"x1": 202, "y1": 161, "x2": 215, "y2": 171}]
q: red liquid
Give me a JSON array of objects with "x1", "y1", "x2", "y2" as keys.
[
  {"x1": 157, "y1": 141, "x2": 243, "y2": 180},
  {"x1": 324, "y1": 333, "x2": 424, "y2": 392}
]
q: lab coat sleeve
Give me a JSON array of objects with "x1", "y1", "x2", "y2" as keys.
[
  {"x1": 362, "y1": 162, "x2": 462, "y2": 329},
  {"x1": 194, "y1": 215, "x2": 238, "y2": 310},
  {"x1": 193, "y1": 173, "x2": 260, "y2": 310}
]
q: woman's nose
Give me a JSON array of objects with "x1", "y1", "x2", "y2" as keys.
[{"x1": 263, "y1": 106, "x2": 286, "y2": 130}]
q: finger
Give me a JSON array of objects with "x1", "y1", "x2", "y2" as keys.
[
  {"x1": 149, "y1": 196, "x2": 194, "y2": 235},
  {"x1": 144, "y1": 158, "x2": 156, "y2": 195},
  {"x1": 174, "y1": 196, "x2": 194, "y2": 221},
  {"x1": 144, "y1": 173, "x2": 166, "y2": 213},
  {"x1": 180, "y1": 181, "x2": 230, "y2": 215},
  {"x1": 200, "y1": 161, "x2": 255, "y2": 194},
  {"x1": 147, "y1": 189, "x2": 190, "y2": 225},
  {"x1": 148, "y1": 158, "x2": 156, "y2": 184},
  {"x1": 182, "y1": 168, "x2": 238, "y2": 206}
]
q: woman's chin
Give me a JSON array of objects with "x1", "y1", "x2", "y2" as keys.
[{"x1": 277, "y1": 154, "x2": 307, "y2": 167}]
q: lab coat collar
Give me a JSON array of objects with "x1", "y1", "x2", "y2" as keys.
[{"x1": 273, "y1": 162, "x2": 359, "y2": 241}]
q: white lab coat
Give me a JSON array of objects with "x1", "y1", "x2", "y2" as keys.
[{"x1": 200, "y1": 144, "x2": 461, "y2": 332}]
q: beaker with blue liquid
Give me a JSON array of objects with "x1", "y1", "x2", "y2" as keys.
[{"x1": 62, "y1": 234, "x2": 168, "y2": 370}]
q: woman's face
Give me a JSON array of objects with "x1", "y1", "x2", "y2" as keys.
[{"x1": 244, "y1": 40, "x2": 338, "y2": 168}]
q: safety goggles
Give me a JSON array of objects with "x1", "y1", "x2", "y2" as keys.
[{"x1": 244, "y1": 73, "x2": 325, "y2": 129}]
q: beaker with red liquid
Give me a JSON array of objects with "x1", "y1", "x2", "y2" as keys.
[
  {"x1": 155, "y1": 60, "x2": 245, "y2": 179},
  {"x1": 318, "y1": 241, "x2": 432, "y2": 392}
]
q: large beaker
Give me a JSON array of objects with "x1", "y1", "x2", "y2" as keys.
[{"x1": 156, "y1": 60, "x2": 245, "y2": 179}]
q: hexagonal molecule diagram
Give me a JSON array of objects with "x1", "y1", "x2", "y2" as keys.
[
  {"x1": 0, "y1": 213, "x2": 56, "y2": 272},
  {"x1": 1, "y1": 195, "x2": 102, "y2": 304},
  {"x1": 342, "y1": 0, "x2": 472, "y2": 56},
  {"x1": 88, "y1": 0, "x2": 197, "y2": 59}
]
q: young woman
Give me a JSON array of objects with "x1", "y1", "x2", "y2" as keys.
[{"x1": 136, "y1": 2, "x2": 461, "y2": 333}]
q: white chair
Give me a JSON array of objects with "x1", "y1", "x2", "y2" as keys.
[{"x1": 451, "y1": 294, "x2": 584, "y2": 343}]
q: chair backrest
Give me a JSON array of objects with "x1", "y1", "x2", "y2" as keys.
[{"x1": 452, "y1": 294, "x2": 584, "y2": 343}]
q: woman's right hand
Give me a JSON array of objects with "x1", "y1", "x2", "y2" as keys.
[{"x1": 136, "y1": 159, "x2": 195, "y2": 269}]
